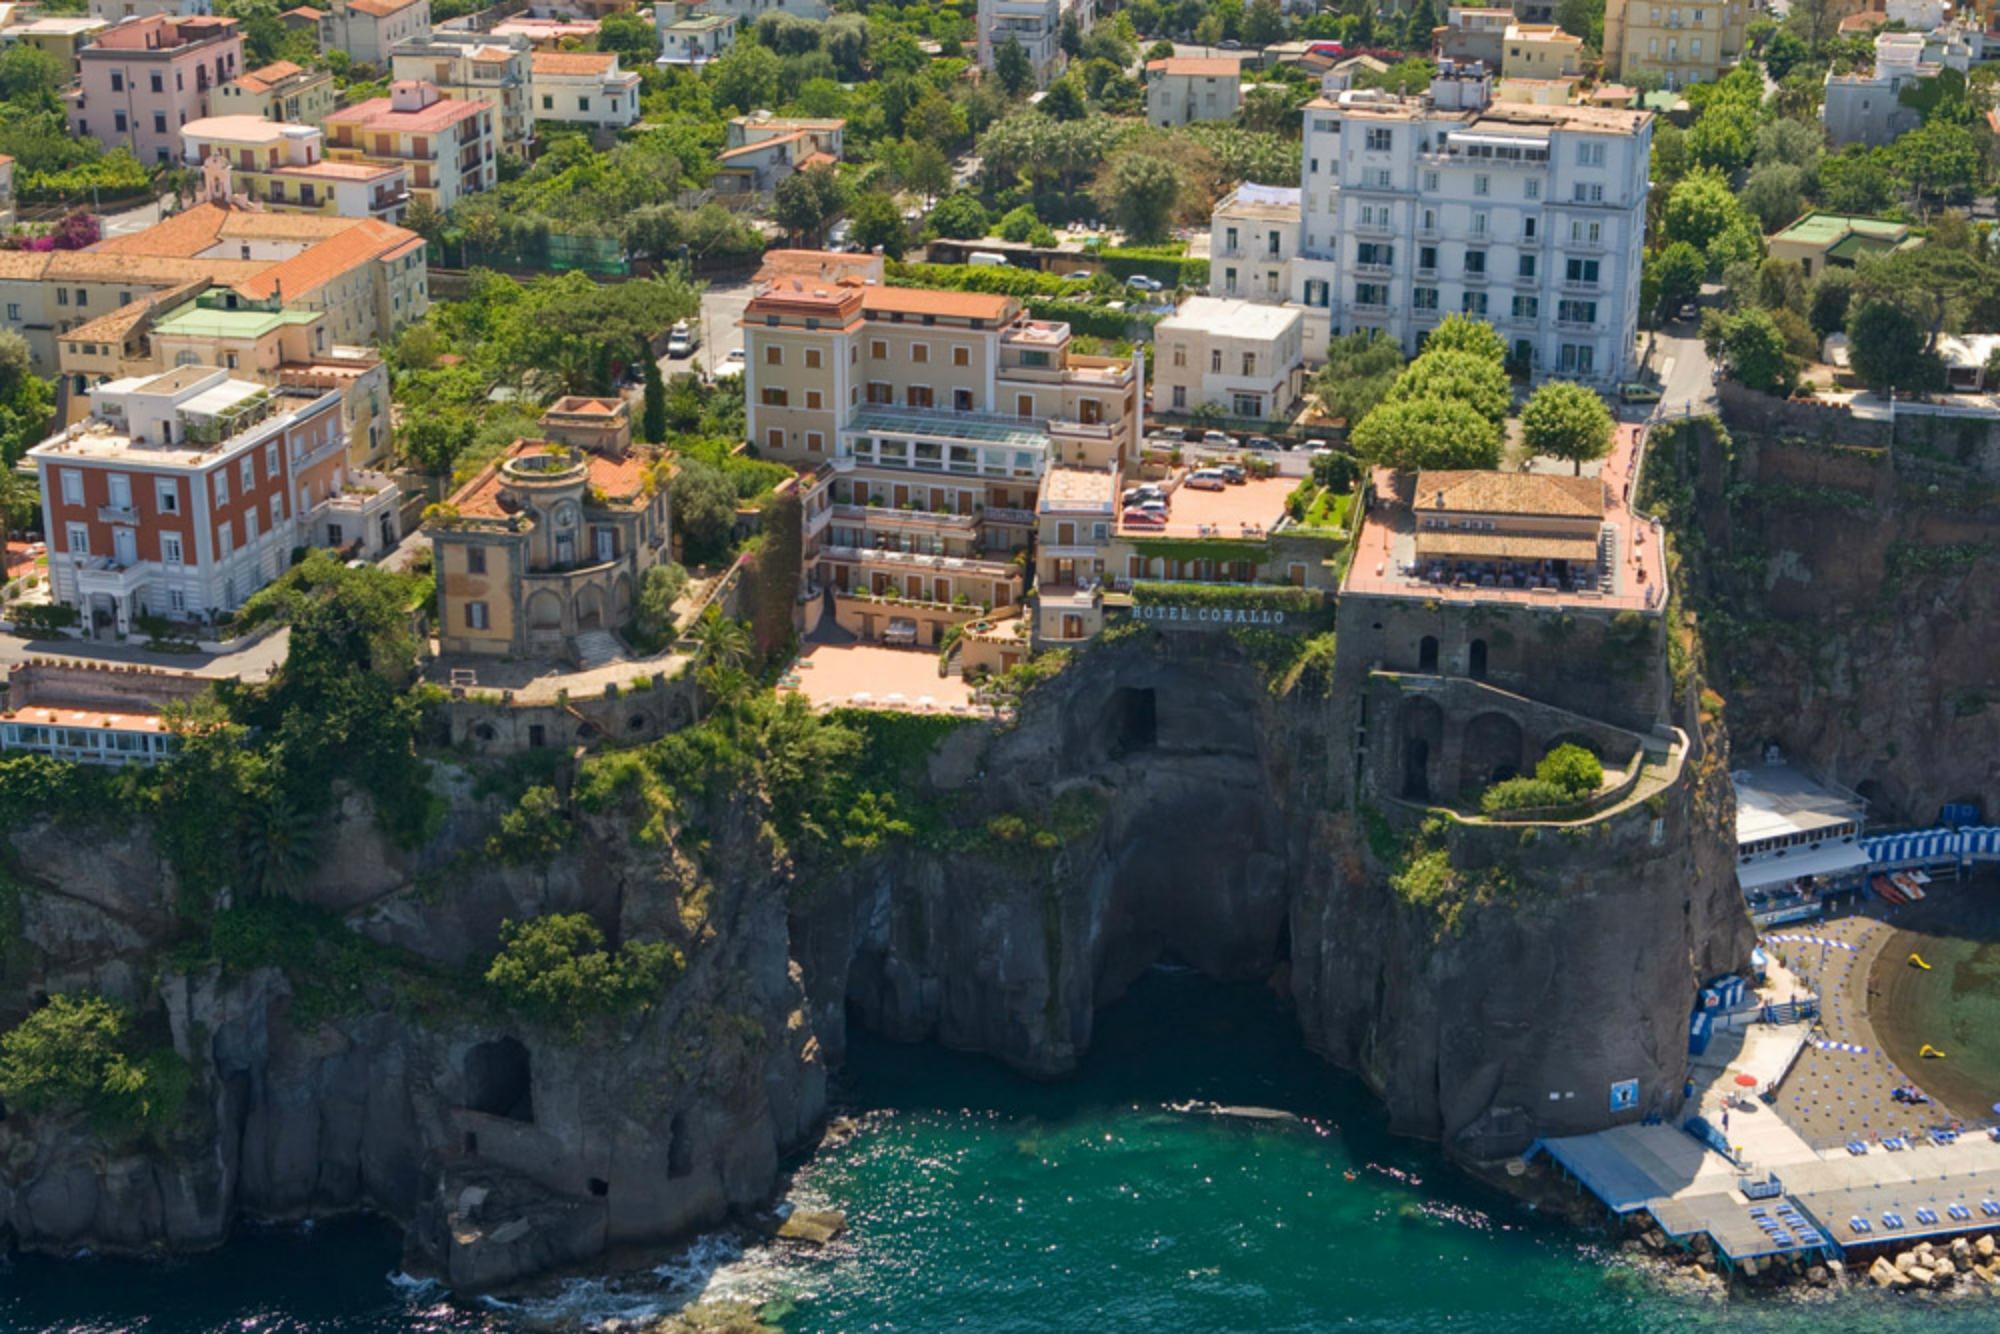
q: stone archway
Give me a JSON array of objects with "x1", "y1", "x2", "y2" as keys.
[
  {"x1": 527, "y1": 589, "x2": 564, "y2": 631},
  {"x1": 1468, "y1": 638, "x2": 1489, "y2": 681},
  {"x1": 1418, "y1": 634, "x2": 1439, "y2": 673},
  {"x1": 1459, "y1": 711, "x2": 1526, "y2": 794},
  {"x1": 1399, "y1": 696, "x2": 1445, "y2": 802},
  {"x1": 610, "y1": 572, "x2": 635, "y2": 625},
  {"x1": 576, "y1": 584, "x2": 606, "y2": 632}
]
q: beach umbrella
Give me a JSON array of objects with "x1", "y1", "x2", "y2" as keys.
[{"x1": 1736, "y1": 1074, "x2": 1758, "y2": 1088}]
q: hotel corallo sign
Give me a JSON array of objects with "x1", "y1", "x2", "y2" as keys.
[{"x1": 1132, "y1": 604, "x2": 1296, "y2": 627}]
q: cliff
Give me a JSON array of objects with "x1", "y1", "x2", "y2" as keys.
[{"x1": 0, "y1": 627, "x2": 1747, "y2": 1290}]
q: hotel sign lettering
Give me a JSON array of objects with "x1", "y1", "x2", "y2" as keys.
[{"x1": 1132, "y1": 604, "x2": 1294, "y2": 627}]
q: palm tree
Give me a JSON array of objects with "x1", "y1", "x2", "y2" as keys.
[{"x1": 688, "y1": 608, "x2": 753, "y2": 721}]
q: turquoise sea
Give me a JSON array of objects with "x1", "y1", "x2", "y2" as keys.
[{"x1": 0, "y1": 970, "x2": 1992, "y2": 1331}]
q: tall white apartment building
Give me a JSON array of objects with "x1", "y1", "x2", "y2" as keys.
[
  {"x1": 1297, "y1": 62, "x2": 1650, "y2": 383},
  {"x1": 975, "y1": 0, "x2": 1093, "y2": 88}
]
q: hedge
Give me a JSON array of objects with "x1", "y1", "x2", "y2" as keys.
[
  {"x1": 7, "y1": 603, "x2": 79, "y2": 636},
  {"x1": 1129, "y1": 582, "x2": 1324, "y2": 611},
  {"x1": 1025, "y1": 297, "x2": 1158, "y2": 340},
  {"x1": 1097, "y1": 247, "x2": 1210, "y2": 289},
  {"x1": 1126, "y1": 536, "x2": 1271, "y2": 563},
  {"x1": 888, "y1": 260, "x2": 1087, "y2": 300}
]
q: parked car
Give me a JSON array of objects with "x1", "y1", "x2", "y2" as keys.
[
  {"x1": 1618, "y1": 382, "x2": 1663, "y2": 404},
  {"x1": 714, "y1": 347, "x2": 746, "y2": 380},
  {"x1": 1132, "y1": 497, "x2": 1170, "y2": 515},
  {"x1": 1123, "y1": 485, "x2": 1166, "y2": 505},
  {"x1": 968, "y1": 250, "x2": 1010, "y2": 267},
  {"x1": 1123, "y1": 507, "x2": 1168, "y2": 527},
  {"x1": 1201, "y1": 430, "x2": 1238, "y2": 450},
  {"x1": 1216, "y1": 463, "x2": 1246, "y2": 484},
  {"x1": 666, "y1": 320, "x2": 697, "y2": 359},
  {"x1": 1185, "y1": 468, "x2": 1228, "y2": 491},
  {"x1": 1244, "y1": 435, "x2": 1278, "y2": 452},
  {"x1": 1148, "y1": 428, "x2": 1189, "y2": 447},
  {"x1": 1218, "y1": 37, "x2": 1242, "y2": 49},
  {"x1": 1062, "y1": 269, "x2": 1094, "y2": 281},
  {"x1": 1126, "y1": 274, "x2": 1165, "y2": 293}
]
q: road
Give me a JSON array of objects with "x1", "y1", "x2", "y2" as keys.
[
  {"x1": 658, "y1": 281, "x2": 753, "y2": 382},
  {"x1": 1652, "y1": 296, "x2": 1721, "y2": 421},
  {"x1": 0, "y1": 623, "x2": 290, "y2": 681},
  {"x1": 97, "y1": 193, "x2": 175, "y2": 239}
]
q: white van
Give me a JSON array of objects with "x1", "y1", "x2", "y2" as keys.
[{"x1": 967, "y1": 251, "x2": 1010, "y2": 267}]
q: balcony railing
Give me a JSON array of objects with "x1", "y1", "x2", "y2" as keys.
[
  {"x1": 984, "y1": 506, "x2": 1036, "y2": 525},
  {"x1": 820, "y1": 544, "x2": 1018, "y2": 579},
  {"x1": 832, "y1": 502, "x2": 977, "y2": 531}
]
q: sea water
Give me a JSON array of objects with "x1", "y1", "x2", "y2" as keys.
[{"x1": 0, "y1": 970, "x2": 1991, "y2": 1331}]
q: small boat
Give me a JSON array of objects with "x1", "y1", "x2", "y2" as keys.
[{"x1": 1873, "y1": 874, "x2": 1906, "y2": 906}]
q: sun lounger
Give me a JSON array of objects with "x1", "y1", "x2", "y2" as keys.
[
  {"x1": 1948, "y1": 1204, "x2": 1972, "y2": 1221},
  {"x1": 1981, "y1": 1200, "x2": 2000, "y2": 1217},
  {"x1": 1850, "y1": 1217, "x2": 1872, "y2": 1234},
  {"x1": 1916, "y1": 1208, "x2": 1939, "y2": 1225},
  {"x1": 1883, "y1": 1213, "x2": 1905, "y2": 1229},
  {"x1": 1847, "y1": 1140, "x2": 1869, "y2": 1155}
]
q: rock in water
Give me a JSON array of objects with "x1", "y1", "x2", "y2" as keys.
[
  {"x1": 776, "y1": 1209, "x2": 847, "y2": 1245},
  {"x1": 1871, "y1": 1257, "x2": 1902, "y2": 1289}
]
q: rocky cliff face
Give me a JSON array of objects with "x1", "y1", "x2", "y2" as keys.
[{"x1": 0, "y1": 627, "x2": 1748, "y2": 1289}]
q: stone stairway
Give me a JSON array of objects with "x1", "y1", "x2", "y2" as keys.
[{"x1": 572, "y1": 629, "x2": 624, "y2": 670}]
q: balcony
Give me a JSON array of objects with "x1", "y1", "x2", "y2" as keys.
[
  {"x1": 1561, "y1": 278, "x2": 1600, "y2": 293},
  {"x1": 820, "y1": 544, "x2": 1018, "y2": 580},
  {"x1": 1353, "y1": 260, "x2": 1393, "y2": 276},
  {"x1": 984, "y1": 505, "x2": 1036, "y2": 526},
  {"x1": 1555, "y1": 319, "x2": 1600, "y2": 332},
  {"x1": 1462, "y1": 269, "x2": 1490, "y2": 285},
  {"x1": 97, "y1": 504, "x2": 138, "y2": 526},
  {"x1": 832, "y1": 502, "x2": 977, "y2": 532}
]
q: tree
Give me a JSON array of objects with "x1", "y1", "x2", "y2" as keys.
[
  {"x1": 848, "y1": 190, "x2": 909, "y2": 257},
  {"x1": 772, "y1": 162, "x2": 846, "y2": 242},
  {"x1": 485, "y1": 914, "x2": 681, "y2": 1031},
  {"x1": 927, "y1": 192, "x2": 990, "y2": 240},
  {"x1": 671, "y1": 458, "x2": 738, "y2": 565},
  {"x1": 1402, "y1": 0, "x2": 1437, "y2": 50},
  {"x1": 1817, "y1": 145, "x2": 1896, "y2": 215},
  {"x1": 399, "y1": 404, "x2": 476, "y2": 476},
  {"x1": 1041, "y1": 72, "x2": 1088, "y2": 121},
  {"x1": 689, "y1": 606, "x2": 756, "y2": 716},
  {"x1": 637, "y1": 561, "x2": 689, "y2": 641},
  {"x1": 641, "y1": 346, "x2": 666, "y2": 445},
  {"x1": 0, "y1": 43, "x2": 63, "y2": 104},
  {"x1": 712, "y1": 42, "x2": 782, "y2": 113},
  {"x1": 1347, "y1": 397, "x2": 1503, "y2": 472},
  {"x1": 1648, "y1": 241, "x2": 1704, "y2": 321},
  {"x1": 1807, "y1": 268, "x2": 1856, "y2": 339},
  {"x1": 1095, "y1": 151, "x2": 1182, "y2": 243},
  {"x1": 1519, "y1": 381, "x2": 1615, "y2": 475},
  {"x1": 400, "y1": 193, "x2": 445, "y2": 245},
  {"x1": 1891, "y1": 119, "x2": 1982, "y2": 215},
  {"x1": 1244, "y1": 0, "x2": 1287, "y2": 45},
  {"x1": 1311, "y1": 329, "x2": 1404, "y2": 425},
  {"x1": 0, "y1": 330, "x2": 52, "y2": 468},
  {"x1": 0, "y1": 995, "x2": 186, "y2": 1141},
  {"x1": 596, "y1": 10, "x2": 658, "y2": 59},
  {"x1": 1662, "y1": 166, "x2": 1749, "y2": 255},
  {"x1": 996, "y1": 202, "x2": 1042, "y2": 242},
  {"x1": 1536, "y1": 743, "x2": 1604, "y2": 798},
  {"x1": 1388, "y1": 350, "x2": 1513, "y2": 429},
  {"x1": 1761, "y1": 28, "x2": 1810, "y2": 80},
  {"x1": 1844, "y1": 299, "x2": 1944, "y2": 395},
  {"x1": 995, "y1": 35, "x2": 1033, "y2": 96},
  {"x1": 901, "y1": 139, "x2": 951, "y2": 204},
  {"x1": 1740, "y1": 162, "x2": 1807, "y2": 233},
  {"x1": 1753, "y1": 115, "x2": 1824, "y2": 171},
  {"x1": 1703, "y1": 307, "x2": 1796, "y2": 395},
  {"x1": 1418, "y1": 312, "x2": 1507, "y2": 366},
  {"x1": 825, "y1": 13, "x2": 869, "y2": 79}
]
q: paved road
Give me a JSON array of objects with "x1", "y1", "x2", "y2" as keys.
[
  {"x1": 661, "y1": 280, "x2": 752, "y2": 382},
  {"x1": 97, "y1": 193, "x2": 175, "y2": 239},
  {"x1": 0, "y1": 624, "x2": 290, "y2": 681}
]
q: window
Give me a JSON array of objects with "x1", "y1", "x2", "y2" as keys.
[
  {"x1": 1572, "y1": 182, "x2": 1605, "y2": 203},
  {"x1": 60, "y1": 470, "x2": 82, "y2": 505},
  {"x1": 1354, "y1": 282, "x2": 1389, "y2": 307},
  {"x1": 912, "y1": 343, "x2": 929, "y2": 364},
  {"x1": 1473, "y1": 174, "x2": 1490, "y2": 197},
  {"x1": 1472, "y1": 213, "x2": 1488, "y2": 237},
  {"x1": 244, "y1": 509, "x2": 257, "y2": 543},
  {"x1": 806, "y1": 431, "x2": 824, "y2": 452},
  {"x1": 1423, "y1": 170, "x2": 1439, "y2": 191},
  {"x1": 65, "y1": 523, "x2": 88, "y2": 555},
  {"x1": 1464, "y1": 249, "x2": 1487, "y2": 276},
  {"x1": 1172, "y1": 385, "x2": 1187, "y2": 409},
  {"x1": 541, "y1": 95, "x2": 552, "y2": 110},
  {"x1": 1413, "y1": 286, "x2": 1439, "y2": 311},
  {"x1": 1356, "y1": 241, "x2": 1393, "y2": 268},
  {"x1": 466, "y1": 601, "x2": 490, "y2": 630},
  {"x1": 767, "y1": 428, "x2": 784, "y2": 451},
  {"x1": 56, "y1": 289, "x2": 67, "y2": 307},
  {"x1": 1524, "y1": 215, "x2": 1538, "y2": 239},
  {"x1": 1565, "y1": 257, "x2": 1601, "y2": 284},
  {"x1": 110, "y1": 72, "x2": 123, "y2": 92},
  {"x1": 153, "y1": 113, "x2": 167, "y2": 135},
  {"x1": 1524, "y1": 179, "x2": 1540, "y2": 201},
  {"x1": 764, "y1": 345, "x2": 782, "y2": 365},
  {"x1": 4, "y1": 304, "x2": 15, "y2": 321},
  {"x1": 1576, "y1": 142, "x2": 1605, "y2": 167},
  {"x1": 1558, "y1": 299, "x2": 1598, "y2": 324},
  {"x1": 162, "y1": 533, "x2": 183, "y2": 564},
  {"x1": 805, "y1": 390, "x2": 823, "y2": 410},
  {"x1": 218, "y1": 521, "x2": 233, "y2": 556},
  {"x1": 1365, "y1": 127, "x2": 1392, "y2": 151},
  {"x1": 115, "y1": 111, "x2": 128, "y2": 133},
  {"x1": 1462, "y1": 291, "x2": 1489, "y2": 315},
  {"x1": 214, "y1": 472, "x2": 229, "y2": 506},
  {"x1": 1518, "y1": 254, "x2": 1536, "y2": 278},
  {"x1": 270, "y1": 496, "x2": 283, "y2": 529},
  {"x1": 467, "y1": 547, "x2": 486, "y2": 575},
  {"x1": 1570, "y1": 220, "x2": 1601, "y2": 245},
  {"x1": 264, "y1": 443, "x2": 278, "y2": 476},
  {"x1": 239, "y1": 458, "x2": 254, "y2": 491},
  {"x1": 1691, "y1": 38, "x2": 1702, "y2": 57},
  {"x1": 1210, "y1": 349, "x2": 1222, "y2": 373},
  {"x1": 1240, "y1": 352, "x2": 1255, "y2": 376},
  {"x1": 759, "y1": 387, "x2": 789, "y2": 406},
  {"x1": 953, "y1": 345, "x2": 970, "y2": 367},
  {"x1": 1418, "y1": 244, "x2": 1438, "y2": 272},
  {"x1": 953, "y1": 388, "x2": 973, "y2": 411},
  {"x1": 149, "y1": 72, "x2": 163, "y2": 93},
  {"x1": 804, "y1": 348, "x2": 821, "y2": 369},
  {"x1": 870, "y1": 340, "x2": 887, "y2": 359},
  {"x1": 156, "y1": 480, "x2": 178, "y2": 513},
  {"x1": 578, "y1": 98, "x2": 590, "y2": 113},
  {"x1": 1511, "y1": 294, "x2": 1539, "y2": 320},
  {"x1": 1367, "y1": 168, "x2": 1392, "y2": 189},
  {"x1": 1172, "y1": 344, "x2": 1187, "y2": 368}
]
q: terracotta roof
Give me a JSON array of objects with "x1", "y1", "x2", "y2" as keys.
[
  {"x1": 235, "y1": 60, "x2": 305, "y2": 91},
  {"x1": 327, "y1": 92, "x2": 485, "y2": 134},
  {"x1": 752, "y1": 249, "x2": 881, "y2": 285},
  {"x1": 586, "y1": 449, "x2": 651, "y2": 505},
  {"x1": 1146, "y1": 56, "x2": 1242, "y2": 77},
  {"x1": 1413, "y1": 530, "x2": 1601, "y2": 562},
  {"x1": 716, "y1": 129, "x2": 815, "y2": 161},
  {"x1": 531, "y1": 50, "x2": 616, "y2": 75},
  {"x1": 60, "y1": 282, "x2": 208, "y2": 347},
  {"x1": 232, "y1": 219, "x2": 416, "y2": 301},
  {"x1": 46, "y1": 252, "x2": 270, "y2": 285},
  {"x1": 283, "y1": 4, "x2": 326, "y2": 15},
  {"x1": 548, "y1": 395, "x2": 622, "y2": 416},
  {"x1": 797, "y1": 151, "x2": 837, "y2": 170},
  {"x1": 1412, "y1": 470, "x2": 1604, "y2": 520},
  {"x1": 861, "y1": 287, "x2": 1015, "y2": 323},
  {"x1": 272, "y1": 158, "x2": 403, "y2": 180},
  {"x1": 344, "y1": 0, "x2": 423, "y2": 16},
  {"x1": 448, "y1": 440, "x2": 656, "y2": 518}
]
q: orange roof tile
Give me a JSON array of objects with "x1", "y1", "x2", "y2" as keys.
[
  {"x1": 1145, "y1": 56, "x2": 1242, "y2": 77},
  {"x1": 716, "y1": 129, "x2": 815, "y2": 161},
  {"x1": 861, "y1": 287, "x2": 1015, "y2": 323},
  {"x1": 327, "y1": 92, "x2": 486, "y2": 135},
  {"x1": 345, "y1": 0, "x2": 423, "y2": 16},
  {"x1": 232, "y1": 219, "x2": 418, "y2": 301},
  {"x1": 236, "y1": 59, "x2": 304, "y2": 91},
  {"x1": 531, "y1": 50, "x2": 616, "y2": 75}
]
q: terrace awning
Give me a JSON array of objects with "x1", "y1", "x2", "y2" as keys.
[
  {"x1": 1737, "y1": 842, "x2": 1870, "y2": 892},
  {"x1": 1414, "y1": 531, "x2": 1599, "y2": 562}
]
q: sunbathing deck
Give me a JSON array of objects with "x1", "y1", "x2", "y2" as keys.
[
  {"x1": 1345, "y1": 424, "x2": 1666, "y2": 612},
  {"x1": 784, "y1": 641, "x2": 982, "y2": 715}
]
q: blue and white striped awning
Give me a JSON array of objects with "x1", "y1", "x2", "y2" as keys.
[
  {"x1": 1960, "y1": 826, "x2": 2000, "y2": 861},
  {"x1": 1862, "y1": 828, "x2": 1961, "y2": 866}
]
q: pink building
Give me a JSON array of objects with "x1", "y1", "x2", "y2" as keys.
[{"x1": 68, "y1": 15, "x2": 245, "y2": 166}]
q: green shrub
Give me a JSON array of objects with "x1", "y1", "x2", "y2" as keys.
[
  {"x1": 7, "y1": 602, "x2": 79, "y2": 635},
  {"x1": 486, "y1": 913, "x2": 684, "y2": 1030},
  {"x1": 0, "y1": 995, "x2": 187, "y2": 1142},
  {"x1": 1478, "y1": 776, "x2": 1573, "y2": 815},
  {"x1": 1535, "y1": 743, "x2": 1604, "y2": 798},
  {"x1": 486, "y1": 785, "x2": 570, "y2": 865}
]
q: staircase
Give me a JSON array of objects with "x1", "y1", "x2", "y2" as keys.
[
  {"x1": 1597, "y1": 523, "x2": 1618, "y2": 593},
  {"x1": 571, "y1": 629, "x2": 624, "y2": 670}
]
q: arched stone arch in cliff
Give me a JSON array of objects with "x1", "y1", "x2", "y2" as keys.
[
  {"x1": 1399, "y1": 696, "x2": 1445, "y2": 801},
  {"x1": 1418, "y1": 634, "x2": 1440, "y2": 673},
  {"x1": 464, "y1": 1037, "x2": 534, "y2": 1123},
  {"x1": 1459, "y1": 711, "x2": 1526, "y2": 793}
]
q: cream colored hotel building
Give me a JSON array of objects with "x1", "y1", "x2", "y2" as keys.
[{"x1": 742, "y1": 278, "x2": 1143, "y2": 632}]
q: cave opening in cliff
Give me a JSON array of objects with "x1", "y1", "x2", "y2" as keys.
[
  {"x1": 1108, "y1": 686, "x2": 1158, "y2": 757},
  {"x1": 465, "y1": 1038, "x2": 534, "y2": 1123},
  {"x1": 668, "y1": 1112, "x2": 694, "y2": 1178}
]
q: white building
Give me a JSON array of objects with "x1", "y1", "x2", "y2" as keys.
[
  {"x1": 318, "y1": 0, "x2": 431, "y2": 69},
  {"x1": 89, "y1": 0, "x2": 210, "y2": 20},
  {"x1": 1209, "y1": 182, "x2": 1302, "y2": 324},
  {"x1": 698, "y1": 0, "x2": 828, "y2": 22},
  {"x1": 530, "y1": 50, "x2": 641, "y2": 129},
  {"x1": 975, "y1": 0, "x2": 1092, "y2": 88},
  {"x1": 1145, "y1": 55, "x2": 1243, "y2": 127},
  {"x1": 1821, "y1": 31, "x2": 1961, "y2": 148},
  {"x1": 657, "y1": 8, "x2": 734, "y2": 66},
  {"x1": 1298, "y1": 61, "x2": 1650, "y2": 384},
  {"x1": 1150, "y1": 297, "x2": 1305, "y2": 421}
]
